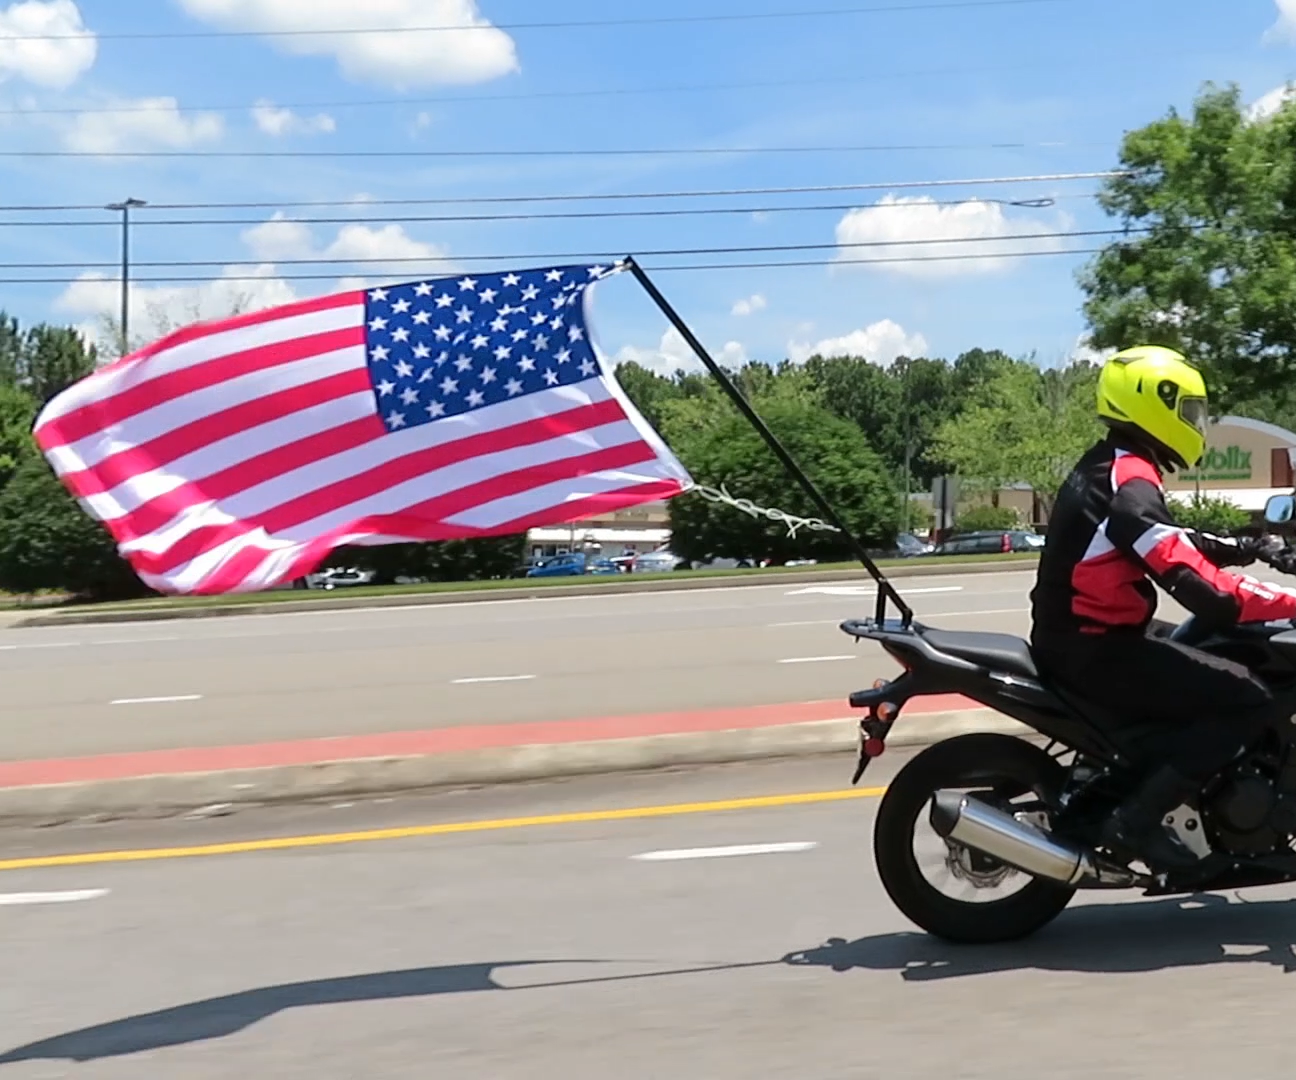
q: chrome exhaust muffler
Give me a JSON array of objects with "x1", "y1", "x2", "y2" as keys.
[{"x1": 928, "y1": 790, "x2": 1140, "y2": 888}]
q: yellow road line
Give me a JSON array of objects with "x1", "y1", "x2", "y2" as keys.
[{"x1": 0, "y1": 785, "x2": 889, "y2": 872}]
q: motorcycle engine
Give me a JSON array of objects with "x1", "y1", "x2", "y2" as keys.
[{"x1": 1202, "y1": 766, "x2": 1283, "y2": 855}]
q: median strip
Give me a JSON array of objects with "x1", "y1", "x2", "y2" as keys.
[
  {"x1": 0, "y1": 694, "x2": 1024, "y2": 826},
  {"x1": 11, "y1": 557, "x2": 1038, "y2": 629}
]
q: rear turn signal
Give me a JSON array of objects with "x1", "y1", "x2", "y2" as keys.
[{"x1": 877, "y1": 702, "x2": 899, "y2": 722}]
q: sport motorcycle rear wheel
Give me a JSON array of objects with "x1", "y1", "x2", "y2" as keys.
[{"x1": 874, "y1": 733, "x2": 1075, "y2": 944}]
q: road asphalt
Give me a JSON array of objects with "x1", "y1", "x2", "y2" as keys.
[
  {"x1": 0, "y1": 569, "x2": 1039, "y2": 760},
  {"x1": 0, "y1": 751, "x2": 1291, "y2": 1079}
]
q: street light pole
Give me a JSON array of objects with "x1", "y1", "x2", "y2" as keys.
[{"x1": 106, "y1": 197, "x2": 146, "y2": 356}]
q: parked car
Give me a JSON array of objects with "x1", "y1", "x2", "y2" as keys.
[
  {"x1": 525, "y1": 552, "x2": 619, "y2": 577},
  {"x1": 312, "y1": 567, "x2": 376, "y2": 589},
  {"x1": 892, "y1": 532, "x2": 935, "y2": 557},
  {"x1": 931, "y1": 529, "x2": 1043, "y2": 556},
  {"x1": 631, "y1": 549, "x2": 689, "y2": 573},
  {"x1": 510, "y1": 556, "x2": 549, "y2": 578}
]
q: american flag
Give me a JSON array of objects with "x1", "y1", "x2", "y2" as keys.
[{"x1": 32, "y1": 262, "x2": 693, "y2": 595}]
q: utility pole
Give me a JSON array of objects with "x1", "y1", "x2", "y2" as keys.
[
  {"x1": 900, "y1": 365, "x2": 914, "y2": 535},
  {"x1": 106, "y1": 197, "x2": 146, "y2": 357}
]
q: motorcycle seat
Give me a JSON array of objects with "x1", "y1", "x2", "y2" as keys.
[{"x1": 922, "y1": 629, "x2": 1039, "y2": 679}]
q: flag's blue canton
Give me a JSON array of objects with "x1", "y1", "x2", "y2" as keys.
[{"x1": 363, "y1": 263, "x2": 620, "y2": 434}]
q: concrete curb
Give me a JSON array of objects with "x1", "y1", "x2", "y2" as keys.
[
  {"x1": 12, "y1": 557, "x2": 1037, "y2": 629},
  {"x1": 0, "y1": 708, "x2": 1029, "y2": 825}
]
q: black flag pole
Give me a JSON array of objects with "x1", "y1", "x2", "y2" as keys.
[{"x1": 622, "y1": 256, "x2": 913, "y2": 627}]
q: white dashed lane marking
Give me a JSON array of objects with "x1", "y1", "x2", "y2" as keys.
[
  {"x1": 109, "y1": 695, "x2": 203, "y2": 705},
  {"x1": 0, "y1": 889, "x2": 109, "y2": 906},
  {"x1": 631, "y1": 842, "x2": 819, "y2": 862}
]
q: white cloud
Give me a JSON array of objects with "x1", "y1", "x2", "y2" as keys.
[
  {"x1": 0, "y1": 0, "x2": 96, "y2": 88},
  {"x1": 731, "y1": 293, "x2": 767, "y2": 317},
  {"x1": 787, "y1": 320, "x2": 928, "y2": 367},
  {"x1": 1069, "y1": 334, "x2": 1115, "y2": 366},
  {"x1": 174, "y1": 0, "x2": 519, "y2": 89},
  {"x1": 240, "y1": 214, "x2": 315, "y2": 262},
  {"x1": 56, "y1": 215, "x2": 458, "y2": 352},
  {"x1": 251, "y1": 99, "x2": 336, "y2": 136},
  {"x1": 1249, "y1": 83, "x2": 1295, "y2": 121},
  {"x1": 242, "y1": 212, "x2": 458, "y2": 290},
  {"x1": 834, "y1": 196, "x2": 1069, "y2": 278},
  {"x1": 55, "y1": 266, "x2": 299, "y2": 354},
  {"x1": 63, "y1": 95, "x2": 223, "y2": 153},
  {"x1": 1265, "y1": 0, "x2": 1296, "y2": 43},
  {"x1": 615, "y1": 326, "x2": 747, "y2": 377}
]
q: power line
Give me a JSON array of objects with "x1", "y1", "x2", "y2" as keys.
[
  {"x1": 0, "y1": 57, "x2": 1133, "y2": 119},
  {"x1": 654, "y1": 247, "x2": 1107, "y2": 272},
  {"x1": 0, "y1": 140, "x2": 1098, "y2": 160},
  {"x1": 0, "y1": 1, "x2": 1071, "y2": 42},
  {"x1": 0, "y1": 193, "x2": 1096, "y2": 229},
  {"x1": 0, "y1": 227, "x2": 1149, "y2": 272},
  {"x1": 0, "y1": 170, "x2": 1126, "y2": 213},
  {"x1": 0, "y1": 245, "x2": 1107, "y2": 286}
]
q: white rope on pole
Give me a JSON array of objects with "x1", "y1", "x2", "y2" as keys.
[{"x1": 693, "y1": 484, "x2": 842, "y2": 540}]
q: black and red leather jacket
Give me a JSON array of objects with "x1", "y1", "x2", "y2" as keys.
[{"x1": 1030, "y1": 433, "x2": 1296, "y2": 643}]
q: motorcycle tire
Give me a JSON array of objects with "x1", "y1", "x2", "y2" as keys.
[{"x1": 873, "y1": 732, "x2": 1076, "y2": 944}]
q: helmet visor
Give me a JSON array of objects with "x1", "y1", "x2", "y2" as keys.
[{"x1": 1179, "y1": 396, "x2": 1209, "y2": 436}]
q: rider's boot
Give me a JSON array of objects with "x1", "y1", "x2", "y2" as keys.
[{"x1": 1100, "y1": 764, "x2": 1202, "y2": 871}]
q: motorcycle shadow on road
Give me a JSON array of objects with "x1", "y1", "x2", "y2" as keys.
[
  {"x1": 784, "y1": 892, "x2": 1296, "y2": 982},
  {"x1": 0, "y1": 956, "x2": 773, "y2": 1064},
  {"x1": 0, "y1": 960, "x2": 585, "y2": 1064}
]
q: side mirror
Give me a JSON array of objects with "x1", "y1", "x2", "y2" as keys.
[{"x1": 1265, "y1": 494, "x2": 1295, "y2": 525}]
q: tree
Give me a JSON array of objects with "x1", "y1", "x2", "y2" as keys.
[
  {"x1": 662, "y1": 394, "x2": 899, "y2": 564},
  {"x1": 931, "y1": 361, "x2": 1102, "y2": 514},
  {"x1": 1166, "y1": 493, "x2": 1250, "y2": 535},
  {"x1": 614, "y1": 361, "x2": 689, "y2": 433},
  {"x1": 328, "y1": 535, "x2": 528, "y2": 584},
  {"x1": 15, "y1": 324, "x2": 98, "y2": 406},
  {"x1": 0, "y1": 383, "x2": 37, "y2": 491},
  {"x1": 0, "y1": 315, "x2": 97, "y2": 407},
  {"x1": 1080, "y1": 82, "x2": 1296, "y2": 408},
  {"x1": 0, "y1": 453, "x2": 149, "y2": 600},
  {"x1": 801, "y1": 355, "x2": 903, "y2": 462},
  {"x1": 614, "y1": 360, "x2": 720, "y2": 436},
  {"x1": 0, "y1": 313, "x2": 21, "y2": 383}
]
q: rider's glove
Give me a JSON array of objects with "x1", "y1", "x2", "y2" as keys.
[
  {"x1": 1245, "y1": 534, "x2": 1296, "y2": 574},
  {"x1": 1251, "y1": 534, "x2": 1285, "y2": 561},
  {"x1": 1268, "y1": 547, "x2": 1296, "y2": 577}
]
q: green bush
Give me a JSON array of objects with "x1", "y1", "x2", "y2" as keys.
[
  {"x1": 0, "y1": 454, "x2": 150, "y2": 600},
  {"x1": 955, "y1": 505, "x2": 1019, "y2": 532},
  {"x1": 902, "y1": 501, "x2": 935, "y2": 534},
  {"x1": 1167, "y1": 493, "x2": 1251, "y2": 535}
]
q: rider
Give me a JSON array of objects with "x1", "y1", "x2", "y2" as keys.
[{"x1": 1030, "y1": 344, "x2": 1296, "y2": 870}]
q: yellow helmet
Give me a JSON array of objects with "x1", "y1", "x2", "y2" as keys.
[{"x1": 1096, "y1": 345, "x2": 1209, "y2": 470}]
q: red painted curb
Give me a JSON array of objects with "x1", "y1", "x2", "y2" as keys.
[{"x1": 0, "y1": 693, "x2": 980, "y2": 790}]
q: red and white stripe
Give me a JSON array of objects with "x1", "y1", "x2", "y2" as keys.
[{"x1": 34, "y1": 290, "x2": 692, "y2": 595}]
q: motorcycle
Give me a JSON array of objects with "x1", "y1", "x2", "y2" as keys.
[{"x1": 843, "y1": 492, "x2": 1296, "y2": 945}]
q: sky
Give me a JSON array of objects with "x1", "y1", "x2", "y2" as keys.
[{"x1": 0, "y1": 0, "x2": 1293, "y2": 377}]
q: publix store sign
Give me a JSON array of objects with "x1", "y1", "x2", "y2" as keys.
[
  {"x1": 1181, "y1": 444, "x2": 1253, "y2": 483},
  {"x1": 1164, "y1": 415, "x2": 1296, "y2": 497}
]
